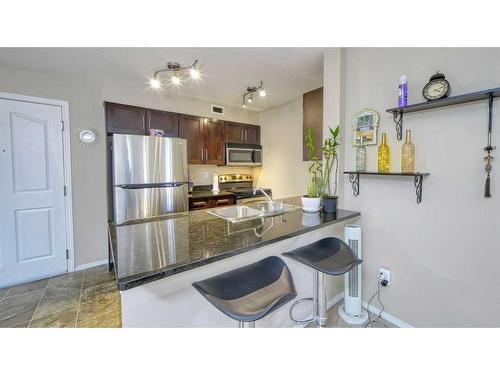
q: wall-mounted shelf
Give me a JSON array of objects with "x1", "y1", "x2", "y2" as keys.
[
  {"x1": 386, "y1": 87, "x2": 500, "y2": 140},
  {"x1": 344, "y1": 171, "x2": 430, "y2": 204}
]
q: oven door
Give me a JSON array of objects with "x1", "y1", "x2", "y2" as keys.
[{"x1": 226, "y1": 143, "x2": 262, "y2": 166}]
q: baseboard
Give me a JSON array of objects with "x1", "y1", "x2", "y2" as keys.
[
  {"x1": 75, "y1": 259, "x2": 108, "y2": 272},
  {"x1": 328, "y1": 292, "x2": 345, "y2": 310},
  {"x1": 328, "y1": 292, "x2": 413, "y2": 328},
  {"x1": 362, "y1": 301, "x2": 413, "y2": 328}
]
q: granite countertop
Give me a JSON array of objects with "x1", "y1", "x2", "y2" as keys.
[
  {"x1": 188, "y1": 190, "x2": 236, "y2": 199},
  {"x1": 108, "y1": 196, "x2": 360, "y2": 291}
]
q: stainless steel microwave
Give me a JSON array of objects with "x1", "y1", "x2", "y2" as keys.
[{"x1": 226, "y1": 143, "x2": 262, "y2": 166}]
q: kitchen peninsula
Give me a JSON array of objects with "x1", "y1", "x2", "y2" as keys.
[{"x1": 109, "y1": 196, "x2": 360, "y2": 327}]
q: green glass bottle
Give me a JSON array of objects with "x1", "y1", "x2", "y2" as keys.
[{"x1": 378, "y1": 132, "x2": 390, "y2": 173}]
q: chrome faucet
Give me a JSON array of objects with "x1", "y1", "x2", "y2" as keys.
[{"x1": 253, "y1": 187, "x2": 273, "y2": 202}]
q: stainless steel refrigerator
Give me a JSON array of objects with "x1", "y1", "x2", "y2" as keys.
[{"x1": 112, "y1": 134, "x2": 188, "y2": 225}]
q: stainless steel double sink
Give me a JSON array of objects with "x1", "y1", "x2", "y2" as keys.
[{"x1": 207, "y1": 201, "x2": 301, "y2": 223}]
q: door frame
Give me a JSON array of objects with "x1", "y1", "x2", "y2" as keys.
[{"x1": 0, "y1": 91, "x2": 75, "y2": 273}]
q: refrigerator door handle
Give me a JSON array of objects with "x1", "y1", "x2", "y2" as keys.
[{"x1": 117, "y1": 182, "x2": 187, "y2": 189}]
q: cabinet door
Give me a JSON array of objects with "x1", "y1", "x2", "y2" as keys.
[
  {"x1": 146, "y1": 109, "x2": 179, "y2": 137},
  {"x1": 225, "y1": 122, "x2": 245, "y2": 143},
  {"x1": 105, "y1": 102, "x2": 146, "y2": 135},
  {"x1": 244, "y1": 125, "x2": 260, "y2": 144},
  {"x1": 179, "y1": 115, "x2": 204, "y2": 164},
  {"x1": 204, "y1": 119, "x2": 225, "y2": 165}
]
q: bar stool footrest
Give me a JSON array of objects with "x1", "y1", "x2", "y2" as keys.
[{"x1": 289, "y1": 297, "x2": 315, "y2": 325}]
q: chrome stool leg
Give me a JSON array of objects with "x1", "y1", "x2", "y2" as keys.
[
  {"x1": 238, "y1": 321, "x2": 256, "y2": 328},
  {"x1": 315, "y1": 271, "x2": 327, "y2": 327},
  {"x1": 289, "y1": 270, "x2": 327, "y2": 326}
]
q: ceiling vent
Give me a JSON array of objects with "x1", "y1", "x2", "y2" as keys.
[{"x1": 211, "y1": 105, "x2": 225, "y2": 115}]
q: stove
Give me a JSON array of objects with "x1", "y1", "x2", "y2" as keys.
[{"x1": 218, "y1": 174, "x2": 272, "y2": 203}]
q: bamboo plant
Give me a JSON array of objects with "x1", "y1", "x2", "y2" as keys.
[{"x1": 304, "y1": 125, "x2": 341, "y2": 198}]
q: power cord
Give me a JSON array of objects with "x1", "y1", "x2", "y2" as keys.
[{"x1": 364, "y1": 274, "x2": 387, "y2": 328}]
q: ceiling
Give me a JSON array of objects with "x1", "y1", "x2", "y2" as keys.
[{"x1": 0, "y1": 48, "x2": 324, "y2": 111}]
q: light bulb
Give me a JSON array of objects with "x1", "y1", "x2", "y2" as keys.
[
  {"x1": 247, "y1": 96, "x2": 253, "y2": 103},
  {"x1": 259, "y1": 89, "x2": 266, "y2": 97},
  {"x1": 242, "y1": 103, "x2": 247, "y2": 109},
  {"x1": 190, "y1": 68, "x2": 200, "y2": 80},
  {"x1": 170, "y1": 75, "x2": 182, "y2": 86},
  {"x1": 150, "y1": 78, "x2": 161, "y2": 89}
]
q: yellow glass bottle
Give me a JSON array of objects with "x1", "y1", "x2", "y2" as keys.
[
  {"x1": 377, "y1": 132, "x2": 390, "y2": 173},
  {"x1": 401, "y1": 129, "x2": 415, "y2": 173}
]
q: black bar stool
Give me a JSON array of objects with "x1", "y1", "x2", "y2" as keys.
[
  {"x1": 192, "y1": 256, "x2": 297, "y2": 327},
  {"x1": 282, "y1": 237, "x2": 361, "y2": 327}
]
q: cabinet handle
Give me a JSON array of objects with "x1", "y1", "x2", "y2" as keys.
[
  {"x1": 201, "y1": 148, "x2": 204, "y2": 161},
  {"x1": 192, "y1": 201, "x2": 208, "y2": 207},
  {"x1": 245, "y1": 129, "x2": 248, "y2": 141},
  {"x1": 241, "y1": 129, "x2": 244, "y2": 140},
  {"x1": 215, "y1": 199, "x2": 230, "y2": 205},
  {"x1": 205, "y1": 148, "x2": 208, "y2": 161}
]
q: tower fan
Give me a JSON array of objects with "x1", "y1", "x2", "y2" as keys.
[{"x1": 338, "y1": 224, "x2": 368, "y2": 324}]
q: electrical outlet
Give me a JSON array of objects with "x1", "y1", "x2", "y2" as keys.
[
  {"x1": 203, "y1": 172, "x2": 209, "y2": 179},
  {"x1": 378, "y1": 267, "x2": 391, "y2": 286}
]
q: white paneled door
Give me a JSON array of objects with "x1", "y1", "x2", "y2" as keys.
[{"x1": 0, "y1": 98, "x2": 69, "y2": 288}]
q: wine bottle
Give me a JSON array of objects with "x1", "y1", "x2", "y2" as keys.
[
  {"x1": 401, "y1": 130, "x2": 415, "y2": 173},
  {"x1": 356, "y1": 137, "x2": 367, "y2": 172},
  {"x1": 378, "y1": 133, "x2": 390, "y2": 173}
]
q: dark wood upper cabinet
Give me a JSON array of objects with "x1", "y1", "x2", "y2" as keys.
[
  {"x1": 244, "y1": 125, "x2": 260, "y2": 144},
  {"x1": 179, "y1": 114, "x2": 204, "y2": 164},
  {"x1": 303, "y1": 87, "x2": 323, "y2": 161},
  {"x1": 146, "y1": 109, "x2": 179, "y2": 137},
  {"x1": 225, "y1": 122, "x2": 245, "y2": 143},
  {"x1": 105, "y1": 101, "x2": 260, "y2": 166},
  {"x1": 225, "y1": 121, "x2": 260, "y2": 144},
  {"x1": 106, "y1": 102, "x2": 146, "y2": 135},
  {"x1": 203, "y1": 119, "x2": 225, "y2": 165}
]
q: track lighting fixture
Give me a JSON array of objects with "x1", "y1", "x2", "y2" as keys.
[
  {"x1": 242, "y1": 81, "x2": 266, "y2": 108},
  {"x1": 150, "y1": 59, "x2": 200, "y2": 89}
]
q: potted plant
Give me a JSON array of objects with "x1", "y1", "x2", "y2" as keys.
[
  {"x1": 304, "y1": 125, "x2": 341, "y2": 213},
  {"x1": 302, "y1": 174, "x2": 321, "y2": 212},
  {"x1": 302, "y1": 131, "x2": 322, "y2": 212}
]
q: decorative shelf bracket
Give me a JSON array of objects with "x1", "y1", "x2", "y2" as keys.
[
  {"x1": 348, "y1": 173, "x2": 360, "y2": 196},
  {"x1": 344, "y1": 172, "x2": 429, "y2": 204},
  {"x1": 392, "y1": 110, "x2": 403, "y2": 140},
  {"x1": 414, "y1": 175, "x2": 423, "y2": 204}
]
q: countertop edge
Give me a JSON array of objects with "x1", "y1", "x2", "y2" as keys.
[{"x1": 115, "y1": 210, "x2": 361, "y2": 291}]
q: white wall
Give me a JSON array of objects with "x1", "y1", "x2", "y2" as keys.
[
  {"x1": 340, "y1": 48, "x2": 500, "y2": 327},
  {"x1": 256, "y1": 98, "x2": 310, "y2": 199},
  {"x1": 323, "y1": 48, "x2": 346, "y2": 202},
  {"x1": 0, "y1": 64, "x2": 259, "y2": 267}
]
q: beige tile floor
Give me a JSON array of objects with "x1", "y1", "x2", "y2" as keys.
[{"x1": 0, "y1": 265, "x2": 121, "y2": 328}]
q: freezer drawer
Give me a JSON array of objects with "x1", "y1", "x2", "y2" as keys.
[
  {"x1": 114, "y1": 184, "x2": 188, "y2": 224},
  {"x1": 112, "y1": 134, "x2": 188, "y2": 185}
]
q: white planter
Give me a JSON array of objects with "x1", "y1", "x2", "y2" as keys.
[{"x1": 301, "y1": 196, "x2": 321, "y2": 213}]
